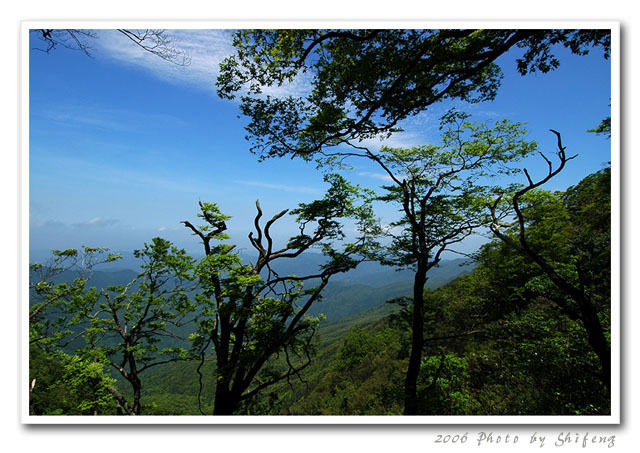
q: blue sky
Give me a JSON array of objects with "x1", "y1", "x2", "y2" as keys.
[{"x1": 28, "y1": 29, "x2": 612, "y2": 258}]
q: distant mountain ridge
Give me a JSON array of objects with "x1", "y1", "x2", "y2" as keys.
[{"x1": 30, "y1": 250, "x2": 474, "y2": 322}]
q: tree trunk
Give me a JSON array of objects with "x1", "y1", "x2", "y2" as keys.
[
  {"x1": 106, "y1": 385, "x2": 135, "y2": 415},
  {"x1": 131, "y1": 375, "x2": 142, "y2": 415},
  {"x1": 213, "y1": 380, "x2": 239, "y2": 415},
  {"x1": 542, "y1": 263, "x2": 611, "y2": 391},
  {"x1": 575, "y1": 293, "x2": 611, "y2": 390},
  {"x1": 404, "y1": 265, "x2": 428, "y2": 415},
  {"x1": 518, "y1": 240, "x2": 611, "y2": 391}
]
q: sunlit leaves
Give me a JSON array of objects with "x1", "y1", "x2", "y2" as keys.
[
  {"x1": 186, "y1": 176, "x2": 382, "y2": 413},
  {"x1": 375, "y1": 114, "x2": 537, "y2": 269},
  {"x1": 29, "y1": 246, "x2": 123, "y2": 350},
  {"x1": 218, "y1": 29, "x2": 609, "y2": 160}
]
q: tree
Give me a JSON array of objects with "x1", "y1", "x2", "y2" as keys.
[
  {"x1": 359, "y1": 113, "x2": 536, "y2": 414},
  {"x1": 29, "y1": 247, "x2": 123, "y2": 352},
  {"x1": 30, "y1": 29, "x2": 191, "y2": 66},
  {"x1": 489, "y1": 132, "x2": 611, "y2": 389},
  {"x1": 216, "y1": 29, "x2": 610, "y2": 414},
  {"x1": 217, "y1": 28, "x2": 609, "y2": 160},
  {"x1": 29, "y1": 247, "x2": 125, "y2": 415},
  {"x1": 29, "y1": 241, "x2": 196, "y2": 415},
  {"x1": 588, "y1": 117, "x2": 611, "y2": 139},
  {"x1": 419, "y1": 233, "x2": 610, "y2": 415},
  {"x1": 29, "y1": 346, "x2": 123, "y2": 415},
  {"x1": 77, "y1": 237, "x2": 197, "y2": 414},
  {"x1": 183, "y1": 174, "x2": 380, "y2": 415}
]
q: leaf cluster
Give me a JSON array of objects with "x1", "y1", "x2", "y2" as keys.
[{"x1": 217, "y1": 29, "x2": 609, "y2": 160}]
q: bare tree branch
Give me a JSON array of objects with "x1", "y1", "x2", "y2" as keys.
[{"x1": 31, "y1": 29, "x2": 191, "y2": 66}]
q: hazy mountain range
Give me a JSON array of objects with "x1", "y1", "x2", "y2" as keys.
[{"x1": 30, "y1": 250, "x2": 474, "y2": 322}]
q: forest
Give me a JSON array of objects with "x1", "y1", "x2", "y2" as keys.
[{"x1": 28, "y1": 28, "x2": 613, "y2": 417}]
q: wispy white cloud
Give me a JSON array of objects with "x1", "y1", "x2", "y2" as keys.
[
  {"x1": 30, "y1": 219, "x2": 66, "y2": 230},
  {"x1": 94, "y1": 29, "x2": 312, "y2": 99},
  {"x1": 234, "y1": 179, "x2": 323, "y2": 195},
  {"x1": 158, "y1": 225, "x2": 180, "y2": 232},
  {"x1": 357, "y1": 131, "x2": 425, "y2": 150},
  {"x1": 32, "y1": 101, "x2": 188, "y2": 133},
  {"x1": 92, "y1": 30, "x2": 506, "y2": 136},
  {"x1": 94, "y1": 29, "x2": 232, "y2": 95},
  {"x1": 33, "y1": 153, "x2": 220, "y2": 196},
  {"x1": 73, "y1": 217, "x2": 119, "y2": 229},
  {"x1": 339, "y1": 111, "x2": 441, "y2": 152},
  {"x1": 357, "y1": 171, "x2": 394, "y2": 182}
]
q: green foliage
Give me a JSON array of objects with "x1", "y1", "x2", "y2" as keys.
[
  {"x1": 491, "y1": 167, "x2": 611, "y2": 325},
  {"x1": 358, "y1": 112, "x2": 538, "y2": 414},
  {"x1": 52, "y1": 353, "x2": 117, "y2": 414},
  {"x1": 285, "y1": 321, "x2": 407, "y2": 415},
  {"x1": 28, "y1": 167, "x2": 611, "y2": 416},
  {"x1": 29, "y1": 246, "x2": 122, "y2": 351},
  {"x1": 185, "y1": 175, "x2": 382, "y2": 414},
  {"x1": 217, "y1": 29, "x2": 609, "y2": 160},
  {"x1": 216, "y1": 28, "x2": 611, "y2": 416},
  {"x1": 480, "y1": 300, "x2": 608, "y2": 415},
  {"x1": 30, "y1": 239, "x2": 197, "y2": 415},
  {"x1": 29, "y1": 246, "x2": 128, "y2": 415},
  {"x1": 29, "y1": 347, "x2": 117, "y2": 415},
  {"x1": 429, "y1": 168, "x2": 611, "y2": 414},
  {"x1": 375, "y1": 112, "x2": 537, "y2": 270},
  {"x1": 587, "y1": 115, "x2": 611, "y2": 139},
  {"x1": 335, "y1": 326, "x2": 383, "y2": 371},
  {"x1": 418, "y1": 354, "x2": 472, "y2": 415},
  {"x1": 85, "y1": 238, "x2": 196, "y2": 370},
  {"x1": 564, "y1": 168, "x2": 611, "y2": 303}
]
